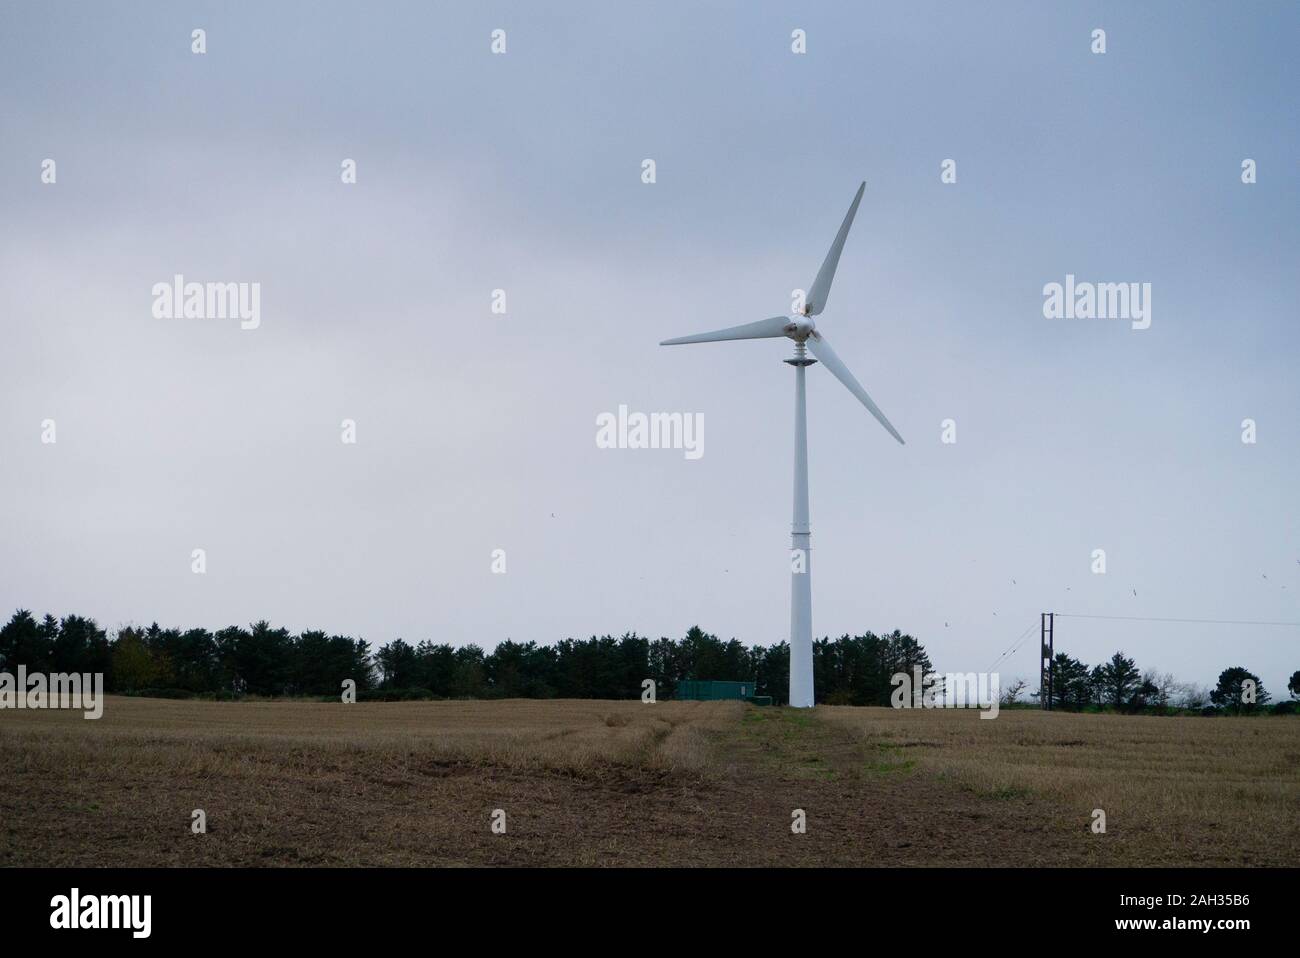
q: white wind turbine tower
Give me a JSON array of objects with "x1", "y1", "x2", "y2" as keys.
[{"x1": 660, "y1": 182, "x2": 904, "y2": 708}]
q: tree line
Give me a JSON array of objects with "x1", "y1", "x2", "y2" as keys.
[
  {"x1": 2, "y1": 609, "x2": 1294, "y2": 712},
  {"x1": 0, "y1": 611, "x2": 372, "y2": 698},
  {"x1": 1043, "y1": 649, "x2": 1297, "y2": 715},
  {"x1": 0, "y1": 611, "x2": 931, "y2": 706}
]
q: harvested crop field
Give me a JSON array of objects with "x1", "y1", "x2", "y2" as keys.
[{"x1": 1, "y1": 697, "x2": 1295, "y2": 867}]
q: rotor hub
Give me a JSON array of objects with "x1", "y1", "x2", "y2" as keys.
[{"x1": 782, "y1": 316, "x2": 815, "y2": 342}]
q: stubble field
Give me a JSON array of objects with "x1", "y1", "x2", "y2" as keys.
[{"x1": 1, "y1": 697, "x2": 1295, "y2": 867}]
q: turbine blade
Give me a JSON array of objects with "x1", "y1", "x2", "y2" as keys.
[
  {"x1": 806, "y1": 331, "x2": 905, "y2": 444},
  {"x1": 805, "y1": 181, "x2": 865, "y2": 316},
  {"x1": 660, "y1": 316, "x2": 789, "y2": 346}
]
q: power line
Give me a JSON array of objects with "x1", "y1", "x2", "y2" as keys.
[
  {"x1": 985, "y1": 622, "x2": 1038, "y2": 673},
  {"x1": 1053, "y1": 613, "x2": 1300, "y2": 628},
  {"x1": 987, "y1": 624, "x2": 1034, "y2": 669},
  {"x1": 979, "y1": 610, "x2": 1298, "y2": 680}
]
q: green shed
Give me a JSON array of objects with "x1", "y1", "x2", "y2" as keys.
[{"x1": 677, "y1": 679, "x2": 758, "y2": 701}]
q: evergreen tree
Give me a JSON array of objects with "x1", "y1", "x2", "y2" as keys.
[
  {"x1": 0, "y1": 610, "x2": 51, "y2": 672},
  {"x1": 1097, "y1": 652, "x2": 1141, "y2": 707},
  {"x1": 1049, "y1": 653, "x2": 1092, "y2": 710},
  {"x1": 1210, "y1": 667, "x2": 1270, "y2": 714}
]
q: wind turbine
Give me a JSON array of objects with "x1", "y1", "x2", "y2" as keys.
[{"x1": 659, "y1": 182, "x2": 904, "y2": 708}]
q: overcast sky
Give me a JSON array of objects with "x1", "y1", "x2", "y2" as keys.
[{"x1": 1, "y1": 1, "x2": 1297, "y2": 695}]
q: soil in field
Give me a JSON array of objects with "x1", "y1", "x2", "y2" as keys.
[{"x1": 0, "y1": 697, "x2": 1294, "y2": 866}]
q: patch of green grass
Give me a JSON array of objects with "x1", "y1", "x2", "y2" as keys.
[
  {"x1": 863, "y1": 758, "x2": 915, "y2": 774},
  {"x1": 789, "y1": 753, "x2": 837, "y2": 781},
  {"x1": 799, "y1": 768, "x2": 838, "y2": 781},
  {"x1": 979, "y1": 784, "x2": 1032, "y2": 801},
  {"x1": 780, "y1": 708, "x2": 816, "y2": 729},
  {"x1": 738, "y1": 706, "x2": 847, "y2": 780}
]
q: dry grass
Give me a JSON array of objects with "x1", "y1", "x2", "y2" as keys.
[
  {"x1": 0, "y1": 697, "x2": 743, "y2": 866},
  {"x1": 0, "y1": 696, "x2": 737, "y2": 772},
  {"x1": 2, "y1": 697, "x2": 1295, "y2": 866},
  {"x1": 820, "y1": 706, "x2": 1300, "y2": 865}
]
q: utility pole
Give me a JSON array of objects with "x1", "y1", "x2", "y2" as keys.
[{"x1": 1040, "y1": 612, "x2": 1055, "y2": 710}]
